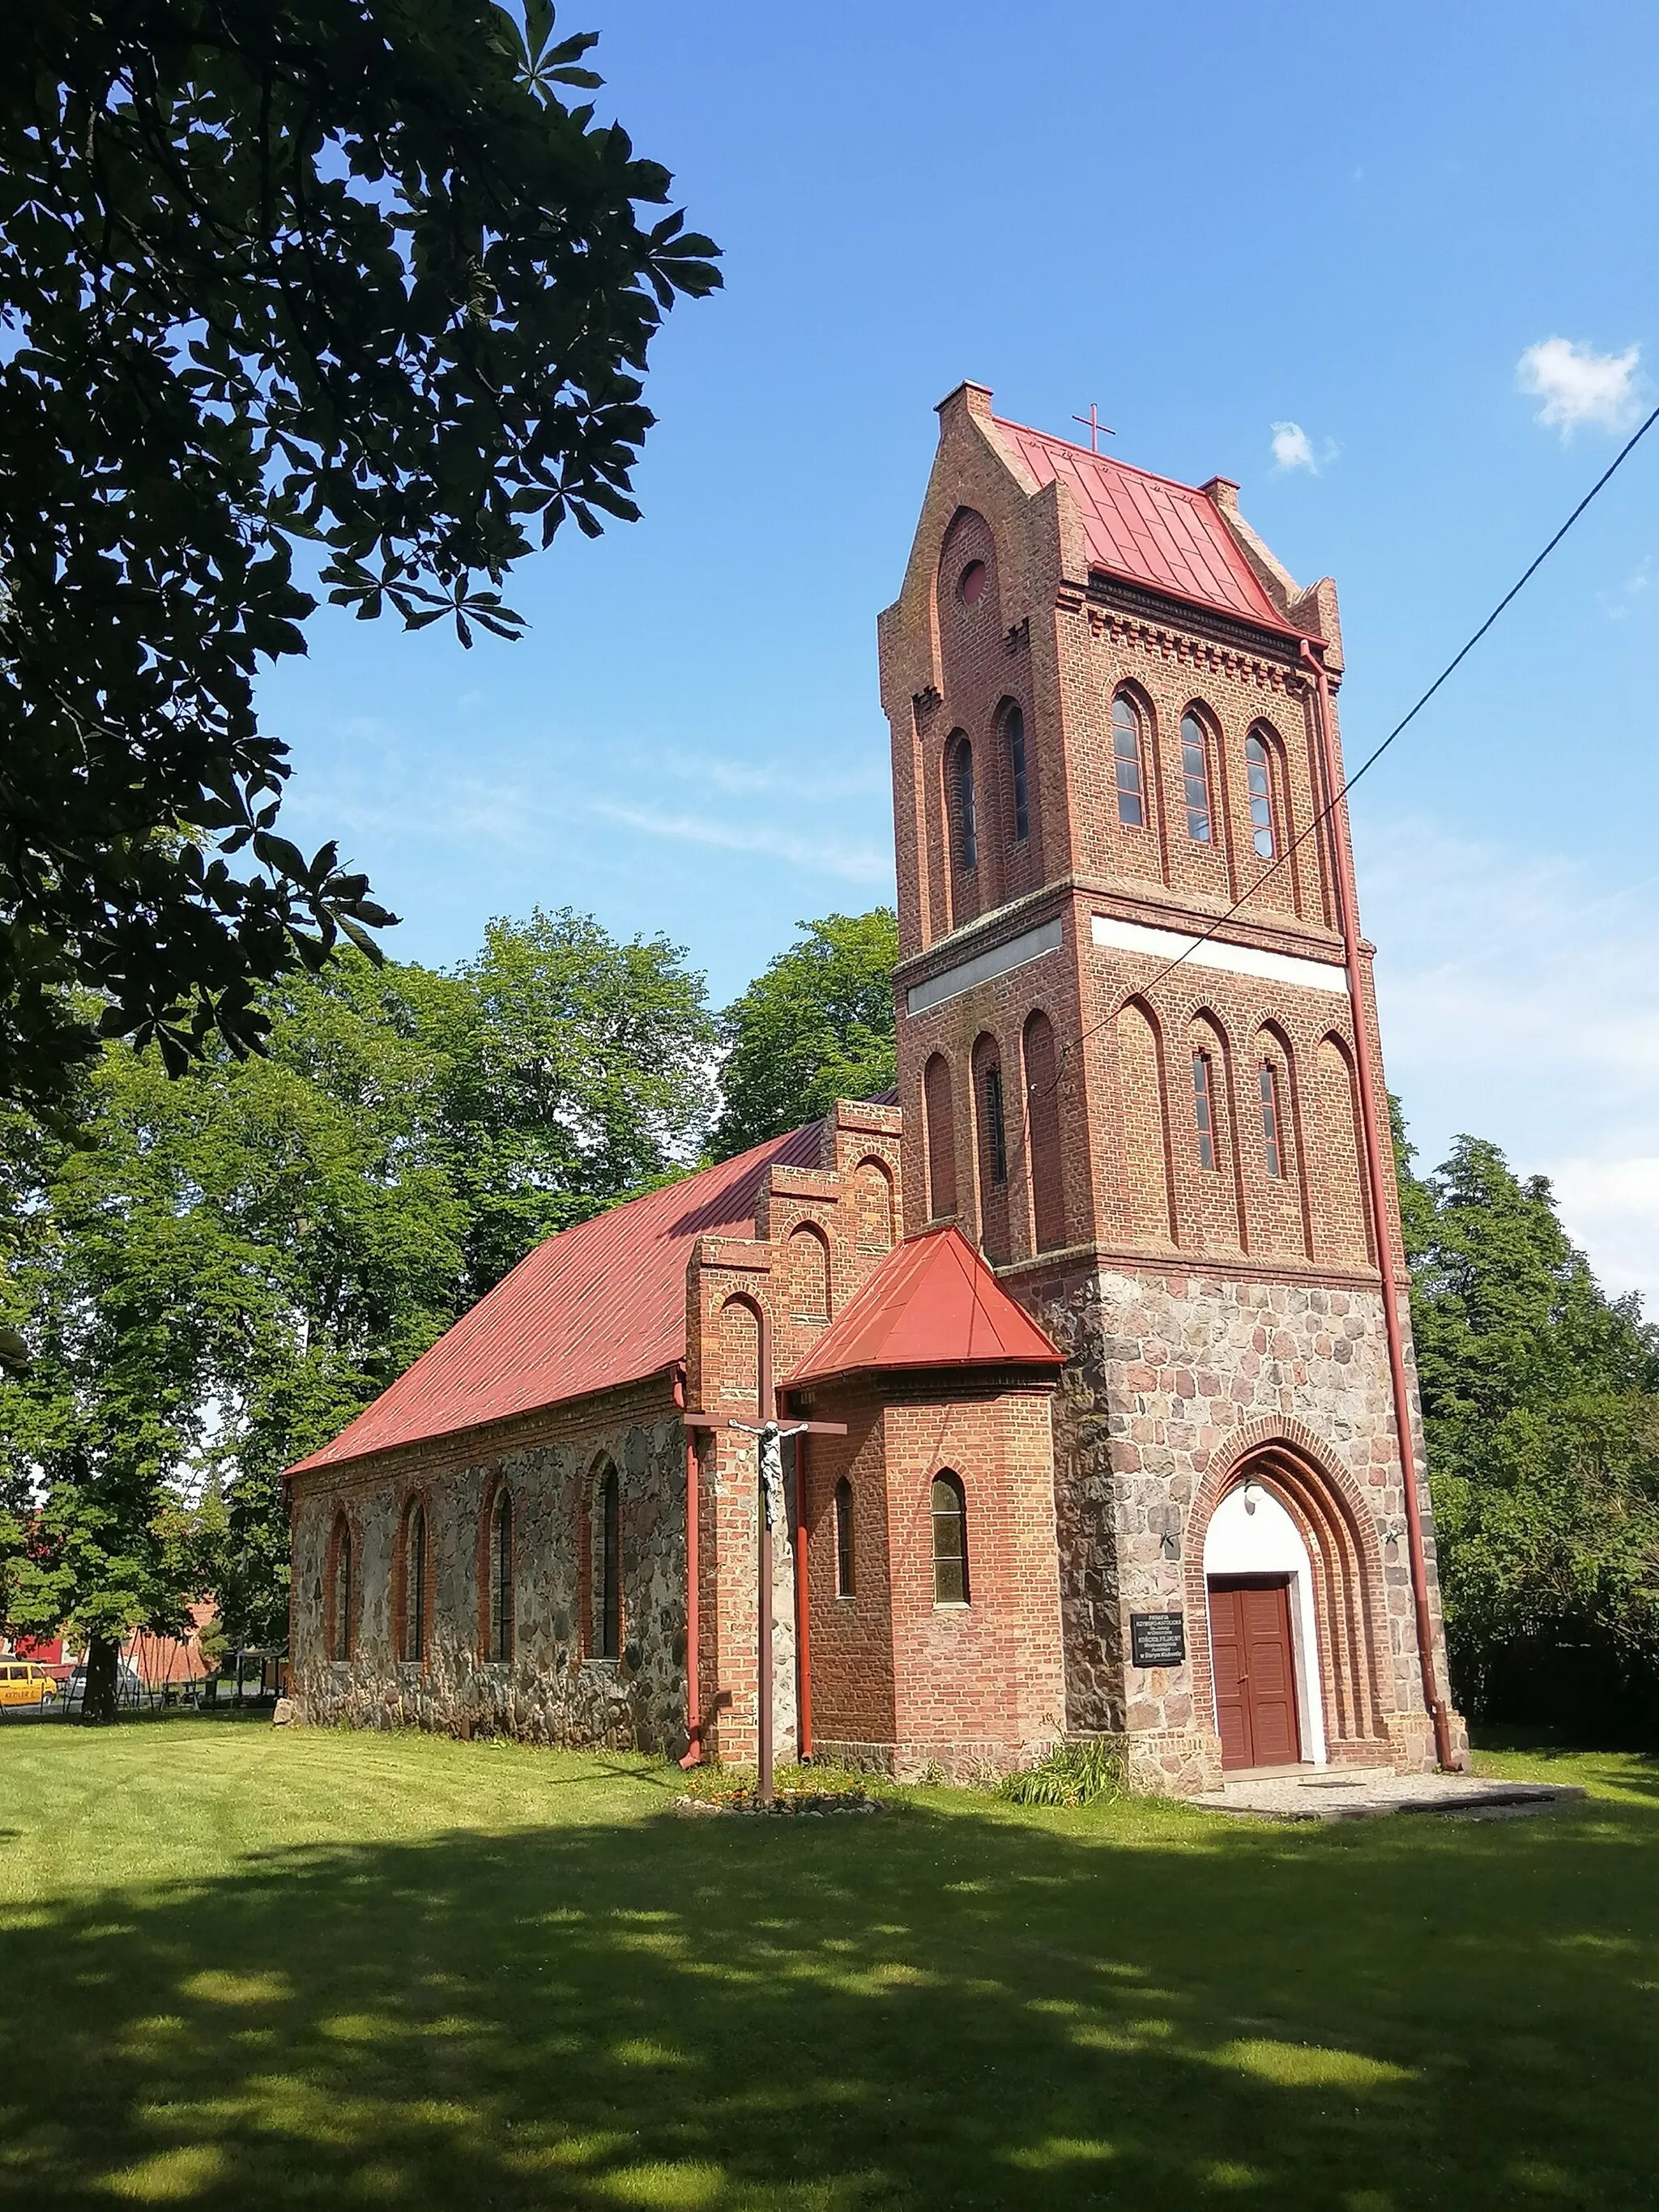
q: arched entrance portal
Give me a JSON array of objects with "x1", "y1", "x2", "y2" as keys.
[{"x1": 1203, "y1": 1482, "x2": 1326, "y2": 1770}]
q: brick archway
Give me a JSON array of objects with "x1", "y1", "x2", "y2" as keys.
[{"x1": 1186, "y1": 1427, "x2": 1392, "y2": 1763}]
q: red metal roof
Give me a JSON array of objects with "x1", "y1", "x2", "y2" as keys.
[
  {"x1": 992, "y1": 418, "x2": 1290, "y2": 631},
  {"x1": 784, "y1": 1225, "x2": 1063, "y2": 1387},
  {"x1": 289, "y1": 1124, "x2": 823, "y2": 1477}
]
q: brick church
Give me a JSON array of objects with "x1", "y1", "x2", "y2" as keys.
[{"x1": 288, "y1": 384, "x2": 1467, "y2": 1792}]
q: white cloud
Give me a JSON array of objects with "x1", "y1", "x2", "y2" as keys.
[
  {"x1": 1361, "y1": 816, "x2": 1659, "y2": 1306},
  {"x1": 1543, "y1": 1158, "x2": 1659, "y2": 1302},
  {"x1": 1601, "y1": 556, "x2": 1651, "y2": 620},
  {"x1": 650, "y1": 749, "x2": 887, "y2": 803},
  {"x1": 589, "y1": 800, "x2": 891, "y2": 884},
  {"x1": 1516, "y1": 335, "x2": 1641, "y2": 437},
  {"x1": 1270, "y1": 422, "x2": 1317, "y2": 472}
]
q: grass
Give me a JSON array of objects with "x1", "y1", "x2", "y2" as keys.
[{"x1": 0, "y1": 1724, "x2": 1655, "y2": 2209}]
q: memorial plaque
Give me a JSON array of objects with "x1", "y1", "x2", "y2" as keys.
[{"x1": 1129, "y1": 1611, "x2": 1187, "y2": 1668}]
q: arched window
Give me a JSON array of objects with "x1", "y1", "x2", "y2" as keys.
[
  {"x1": 329, "y1": 1515, "x2": 352, "y2": 1662},
  {"x1": 1245, "y1": 731, "x2": 1278, "y2": 860},
  {"x1": 1179, "y1": 714, "x2": 1213, "y2": 844},
  {"x1": 931, "y1": 1473, "x2": 970, "y2": 1605},
  {"x1": 834, "y1": 1477, "x2": 855, "y2": 1599},
  {"x1": 1192, "y1": 1051, "x2": 1218, "y2": 1173},
  {"x1": 402, "y1": 1503, "x2": 426, "y2": 1664},
  {"x1": 1004, "y1": 704, "x2": 1030, "y2": 842},
  {"x1": 1023, "y1": 1009, "x2": 1067, "y2": 1253},
  {"x1": 954, "y1": 740, "x2": 978, "y2": 871},
  {"x1": 972, "y1": 1034, "x2": 1010, "y2": 1264},
  {"x1": 1259, "y1": 1062, "x2": 1284, "y2": 1179},
  {"x1": 599, "y1": 1466, "x2": 621, "y2": 1661},
  {"x1": 488, "y1": 1489, "x2": 514, "y2": 1663},
  {"x1": 980, "y1": 1057, "x2": 1008, "y2": 1187},
  {"x1": 1111, "y1": 693, "x2": 1146, "y2": 829},
  {"x1": 923, "y1": 1054, "x2": 957, "y2": 1221}
]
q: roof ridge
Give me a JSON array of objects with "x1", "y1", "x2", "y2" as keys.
[{"x1": 991, "y1": 414, "x2": 1222, "y2": 503}]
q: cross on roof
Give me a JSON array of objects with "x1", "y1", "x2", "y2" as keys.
[{"x1": 1071, "y1": 403, "x2": 1115, "y2": 454}]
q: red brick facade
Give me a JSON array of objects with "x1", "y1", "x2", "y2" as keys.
[
  {"x1": 876, "y1": 381, "x2": 1464, "y2": 1791},
  {"x1": 288, "y1": 386, "x2": 1464, "y2": 1794}
]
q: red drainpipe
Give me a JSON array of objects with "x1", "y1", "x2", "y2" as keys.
[
  {"x1": 1301, "y1": 638, "x2": 1456, "y2": 1771},
  {"x1": 793, "y1": 1431, "x2": 814, "y2": 1760},
  {"x1": 671, "y1": 1363, "x2": 703, "y2": 1768}
]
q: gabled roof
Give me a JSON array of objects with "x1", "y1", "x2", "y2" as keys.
[
  {"x1": 288, "y1": 1123, "x2": 823, "y2": 1477},
  {"x1": 991, "y1": 417, "x2": 1290, "y2": 633},
  {"x1": 784, "y1": 1225, "x2": 1063, "y2": 1387}
]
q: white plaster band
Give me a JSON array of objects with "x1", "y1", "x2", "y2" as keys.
[
  {"x1": 906, "y1": 917, "x2": 1064, "y2": 1015},
  {"x1": 1090, "y1": 913, "x2": 1348, "y2": 995}
]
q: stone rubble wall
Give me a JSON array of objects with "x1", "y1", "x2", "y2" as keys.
[
  {"x1": 291, "y1": 1400, "x2": 689, "y2": 1754},
  {"x1": 1034, "y1": 1261, "x2": 1461, "y2": 1793}
]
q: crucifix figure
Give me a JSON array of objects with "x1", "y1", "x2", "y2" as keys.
[
  {"x1": 684, "y1": 1403, "x2": 847, "y2": 1805},
  {"x1": 1071, "y1": 403, "x2": 1115, "y2": 454}
]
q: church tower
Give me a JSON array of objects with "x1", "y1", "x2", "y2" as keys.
[{"x1": 877, "y1": 383, "x2": 1465, "y2": 1789}]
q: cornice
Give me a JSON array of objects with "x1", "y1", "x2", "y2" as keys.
[{"x1": 1083, "y1": 573, "x2": 1310, "y2": 669}]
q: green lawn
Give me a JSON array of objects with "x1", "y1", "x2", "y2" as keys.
[{"x1": 0, "y1": 1724, "x2": 1654, "y2": 2209}]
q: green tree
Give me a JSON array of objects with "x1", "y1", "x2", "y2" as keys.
[
  {"x1": 437, "y1": 908, "x2": 717, "y2": 1301},
  {"x1": 0, "y1": 2, "x2": 719, "y2": 1118},
  {"x1": 713, "y1": 910, "x2": 899, "y2": 1159},
  {"x1": 1398, "y1": 1123, "x2": 1659, "y2": 1733},
  {"x1": 0, "y1": 910, "x2": 714, "y2": 1711}
]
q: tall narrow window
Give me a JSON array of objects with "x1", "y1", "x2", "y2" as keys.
[
  {"x1": 834, "y1": 1477, "x2": 855, "y2": 1599},
  {"x1": 931, "y1": 1473, "x2": 970, "y2": 1605},
  {"x1": 1260, "y1": 1063, "x2": 1283, "y2": 1179},
  {"x1": 1245, "y1": 732, "x2": 1277, "y2": 859},
  {"x1": 599, "y1": 1467, "x2": 621, "y2": 1661},
  {"x1": 1111, "y1": 693, "x2": 1145, "y2": 828},
  {"x1": 923, "y1": 1054, "x2": 957, "y2": 1219},
  {"x1": 490, "y1": 1490, "x2": 514, "y2": 1662},
  {"x1": 1023, "y1": 1009, "x2": 1067, "y2": 1254},
  {"x1": 1180, "y1": 714, "x2": 1213, "y2": 844},
  {"x1": 1192, "y1": 1051, "x2": 1217, "y2": 1173},
  {"x1": 983, "y1": 1060, "x2": 1008, "y2": 1187},
  {"x1": 331, "y1": 1518, "x2": 352, "y2": 1662},
  {"x1": 403, "y1": 1505, "x2": 426, "y2": 1663},
  {"x1": 955, "y1": 742, "x2": 978, "y2": 871},
  {"x1": 1005, "y1": 705, "x2": 1030, "y2": 842}
]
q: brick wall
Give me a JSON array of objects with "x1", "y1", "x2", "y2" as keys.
[
  {"x1": 876, "y1": 382, "x2": 1462, "y2": 1791},
  {"x1": 794, "y1": 1374, "x2": 1066, "y2": 1779}
]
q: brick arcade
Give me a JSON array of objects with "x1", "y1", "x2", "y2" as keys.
[{"x1": 287, "y1": 386, "x2": 1467, "y2": 1793}]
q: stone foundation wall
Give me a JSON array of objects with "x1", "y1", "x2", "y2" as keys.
[
  {"x1": 291, "y1": 1396, "x2": 689, "y2": 1754},
  {"x1": 1029, "y1": 1260, "x2": 1460, "y2": 1788}
]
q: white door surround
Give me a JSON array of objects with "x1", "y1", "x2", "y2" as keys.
[{"x1": 1202, "y1": 1480, "x2": 1328, "y2": 1765}]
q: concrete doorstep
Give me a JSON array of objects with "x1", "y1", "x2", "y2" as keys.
[{"x1": 1196, "y1": 1767, "x2": 1588, "y2": 1822}]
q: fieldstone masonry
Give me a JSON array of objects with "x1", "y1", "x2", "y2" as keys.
[
  {"x1": 1035, "y1": 1267, "x2": 1464, "y2": 1793},
  {"x1": 292, "y1": 1407, "x2": 689, "y2": 1753}
]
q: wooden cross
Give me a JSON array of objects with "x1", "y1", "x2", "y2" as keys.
[
  {"x1": 683, "y1": 1407, "x2": 846, "y2": 1806},
  {"x1": 1072, "y1": 403, "x2": 1115, "y2": 454}
]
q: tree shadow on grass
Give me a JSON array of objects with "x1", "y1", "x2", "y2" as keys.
[{"x1": 2, "y1": 1783, "x2": 1656, "y2": 2210}]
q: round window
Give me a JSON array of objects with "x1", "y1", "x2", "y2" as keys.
[{"x1": 958, "y1": 560, "x2": 987, "y2": 606}]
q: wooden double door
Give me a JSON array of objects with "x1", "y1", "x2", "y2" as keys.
[{"x1": 1209, "y1": 1575, "x2": 1303, "y2": 1771}]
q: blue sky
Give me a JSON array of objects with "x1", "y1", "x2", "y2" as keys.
[{"x1": 266, "y1": 0, "x2": 1659, "y2": 1299}]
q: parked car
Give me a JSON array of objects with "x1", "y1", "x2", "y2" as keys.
[
  {"x1": 64, "y1": 1660, "x2": 144, "y2": 1711},
  {"x1": 0, "y1": 1660, "x2": 60, "y2": 1708}
]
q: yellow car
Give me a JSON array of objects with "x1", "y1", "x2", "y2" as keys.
[{"x1": 0, "y1": 1660, "x2": 60, "y2": 1707}]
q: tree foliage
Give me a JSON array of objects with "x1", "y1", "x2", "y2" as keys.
[
  {"x1": 0, "y1": 910, "x2": 714, "y2": 1698},
  {"x1": 1399, "y1": 1122, "x2": 1659, "y2": 1734},
  {"x1": 0, "y1": 2, "x2": 719, "y2": 1116},
  {"x1": 713, "y1": 910, "x2": 898, "y2": 1159}
]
